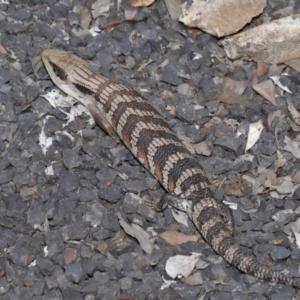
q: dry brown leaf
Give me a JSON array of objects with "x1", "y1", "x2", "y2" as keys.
[
  {"x1": 276, "y1": 180, "x2": 294, "y2": 194},
  {"x1": 252, "y1": 70, "x2": 259, "y2": 84},
  {"x1": 252, "y1": 61, "x2": 269, "y2": 83},
  {"x1": 255, "y1": 168, "x2": 298, "y2": 197},
  {"x1": 292, "y1": 170, "x2": 300, "y2": 184},
  {"x1": 80, "y1": 7, "x2": 91, "y2": 29},
  {"x1": 191, "y1": 28, "x2": 200, "y2": 39},
  {"x1": 270, "y1": 239, "x2": 284, "y2": 245},
  {"x1": 181, "y1": 272, "x2": 203, "y2": 286},
  {"x1": 0, "y1": 43, "x2": 7, "y2": 54},
  {"x1": 203, "y1": 117, "x2": 223, "y2": 132},
  {"x1": 289, "y1": 218, "x2": 300, "y2": 249},
  {"x1": 268, "y1": 64, "x2": 286, "y2": 77},
  {"x1": 213, "y1": 105, "x2": 228, "y2": 119},
  {"x1": 225, "y1": 176, "x2": 252, "y2": 198},
  {"x1": 217, "y1": 92, "x2": 252, "y2": 108},
  {"x1": 263, "y1": 169, "x2": 281, "y2": 185},
  {"x1": 162, "y1": 90, "x2": 173, "y2": 98},
  {"x1": 118, "y1": 213, "x2": 154, "y2": 254},
  {"x1": 292, "y1": 132, "x2": 300, "y2": 141},
  {"x1": 128, "y1": 0, "x2": 155, "y2": 7},
  {"x1": 285, "y1": 58, "x2": 300, "y2": 73},
  {"x1": 91, "y1": 0, "x2": 111, "y2": 19},
  {"x1": 251, "y1": 170, "x2": 267, "y2": 195},
  {"x1": 256, "y1": 61, "x2": 269, "y2": 78},
  {"x1": 21, "y1": 97, "x2": 27, "y2": 107},
  {"x1": 264, "y1": 174, "x2": 290, "y2": 190},
  {"x1": 290, "y1": 120, "x2": 300, "y2": 132},
  {"x1": 267, "y1": 110, "x2": 283, "y2": 132},
  {"x1": 252, "y1": 80, "x2": 276, "y2": 105},
  {"x1": 223, "y1": 77, "x2": 248, "y2": 95},
  {"x1": 284, "y1": 136, "x2": 300, "y2": 159},
  {"x1": 286, "y1": 97, "x2": 300, "y2": 125},
  {"x1": 96, "y1": 242, "x2": 109, "y2": 254},
  {"x1": 100, "y1": 18, "x2": 145, "y2": 30},
  {"x1": 159, "y1": 230, "x2": 199, "y2": 246},
  {"x1": 193, "y1": 141, "x2": 211, "y2": 156},
  {"x1": 166, "y1": 223, "x2": 181, "y2": 231},
  {"x1": 274, "y1": 150, "x2": 286, "y2": 171},
  {"x1": 166, "y1": 104, "x2": 176, "y2": 116}
]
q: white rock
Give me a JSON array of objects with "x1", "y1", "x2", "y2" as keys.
[
  {"x1": 179, "y1": 0, "x2": 266, "y2": 37},
  {"x1": 222, "y1": 15, "x2": 300, "y2": 64}
]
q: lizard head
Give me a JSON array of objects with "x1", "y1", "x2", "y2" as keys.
[
  {"x1": 42, "y1": 49, "x2": 92, "y2": 83},
  {"x1": 41, "y1": 49, "x2": 96, "y2": 102}
]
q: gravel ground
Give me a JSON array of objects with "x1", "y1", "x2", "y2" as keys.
[{"x1": 1, "y1": 0, "x2": 300, "y2": 299}]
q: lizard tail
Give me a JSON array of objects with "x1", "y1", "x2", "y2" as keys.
[
  {"x1": 218, "y1": 236, "x2": 300, "y2": 288},
  {"x1": 192, "y1": 201, "x2": 300, "y2": 288}
]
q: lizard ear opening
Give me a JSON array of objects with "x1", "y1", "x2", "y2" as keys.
[{"x1": 50, "y1": 62, "x2": 67, "y2": 81}]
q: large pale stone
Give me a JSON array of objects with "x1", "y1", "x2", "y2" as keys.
[
  {"x1": 221, "y1": 15, "x2": 300, "y2": 64},
  {"x1": 179, "y1": 0, "x2": 266, "y2": 38},
  {"x1": 164, "y1": 0, "x2": 182, "y2": 20}
]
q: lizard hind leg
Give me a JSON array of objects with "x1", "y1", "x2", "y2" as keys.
[
  {"x1": 155, "y1": 193, "x2": 192, "y2": 214},
  {"x1": 161, "y1": 193, "x2": 235, "y2": 237}
]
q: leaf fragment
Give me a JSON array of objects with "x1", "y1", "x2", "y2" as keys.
[
  {"x1": 166, "y1": 253, "x2": 201, "y2": 279},
  {"x1": 286, "y1": 97, "x2": 300, "y2": 125},
  {"x1": 285, "y1": 58, "x2": 300, "y2": 73},
  {"x1": 283, "y1": 136, "x2": 300, "y2": 159},
  {"x1": 245, "y1": 120, "x2": 264, "y2": 152},
  {"x1": 118, "y1": 213, "x2": 154, "y2": 254},
  {"x1": 252, "y1": 80, "x2": 276, "y2": 105},
  {"x1": 270, "y1": 76, "x2": 292, "y2": 94},
  {"x1": 223, "y1": 76, "x2": 248, "y2": 95},
  {"x1": 159, "y1": 230, "x2": 199, "y2": 246},
  {"x1": 128, "y1": 0, "x2": 155, "y2": 7},
  {"x1": 256, "y1": 61, "x2": 269, "y2": 78}
]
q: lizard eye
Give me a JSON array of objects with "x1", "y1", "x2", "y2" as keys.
[
  {"x1": 50, "y1": 62, "x2": 67, "y2": 80},
  {"x1": 74, "y1": 83, "x2": 94, "y2": 96}
]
